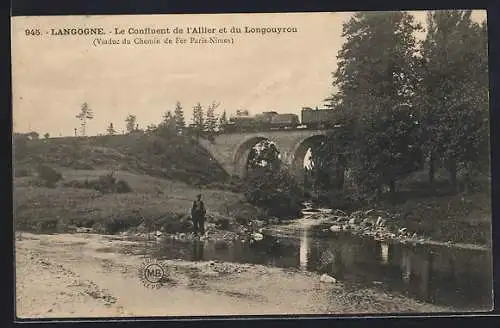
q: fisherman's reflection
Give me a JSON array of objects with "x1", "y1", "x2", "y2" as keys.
[
  {"x1": 192, "y1": 239, "x2": 205, "y2": 261},
  {"x1": 400, "y1": 248, "x2": 432, "y2": 300}
]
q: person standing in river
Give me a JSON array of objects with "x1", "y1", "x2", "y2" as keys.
[{"x1": 191, "y1": 194, "x2": 206, "y2": 236}]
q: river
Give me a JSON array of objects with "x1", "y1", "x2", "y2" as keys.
[{"x1": 142, "y1": 207, "x2": 493, "y2": 311}]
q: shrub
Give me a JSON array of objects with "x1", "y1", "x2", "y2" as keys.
[
  {"x1": 62, "y1": 172, "x2": 132, "y2": 194},
  {"x1": 35, "y1": 218, "x2": 59, "y2": 233},
  {"x1": 102, "y1": 215, "x2": 143, "y2": 234},
  {"x1": 14, "y1": 217, "x2": 61, "y2": 233},
  {"x1": 14, "y1": 167, "x2": 31, "y2": 177},
  {"x1": 36, "y1": 165, "x2": 63, "y2": 187},
  {"x1": 244, "y1": 167, "x2": 303, "y2": 219},
  {"x1": 115, "y1": 180, "x2": 133, "y2": 193},
  {"x1": 13, "y1": 134, "x2": 28, "y2": 161},
  {"x1": 161, "y1": 217, "x2": 192, "y2": 233},
  {"x1": 213, "y1": 217, "x2": 230, "y2": 230},
  {"x1": 71, "y1": 217, "x2": 95, "y2": 228},
  {"x1": 73, "y1": 161, "x2": 94, "y2": 170}
]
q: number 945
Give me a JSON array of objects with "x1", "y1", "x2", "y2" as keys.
[{"x1": 25, "y1": 29, "x2": 41, "y2": 36}]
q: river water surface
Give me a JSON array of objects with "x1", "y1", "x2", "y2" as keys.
[{"x1": 146, "y1": 210, "x2": 493, "y2": 312}]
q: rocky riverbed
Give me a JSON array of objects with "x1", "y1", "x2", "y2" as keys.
[
  {"x1": 69, "y1": 204, "x2": 488, "y2": 252},
  {"x1": 301, "y1": 207, "x2": 489, "y2": 251}
]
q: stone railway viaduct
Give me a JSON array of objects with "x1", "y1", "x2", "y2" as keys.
[
  {"x1": 39, "y1": 129, "x2": 337, "y2": 181},
  {"x1": 198, "y1": 129, "x2": 334, "y2": 180}
]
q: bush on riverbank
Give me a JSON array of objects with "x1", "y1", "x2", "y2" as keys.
[
  {"x1": 310, "y1": 165, "x2": 492, "y2": 246},
  {"x1": 244, "y1": 168, "x2": 303, "y2": 219},
  {"x1": 389, "y1": 192, "x2": 491, "y2": 245},
  {"x1": 62, "y1": 171, "x2": 133, "y2": 194},
  {"x1": 316, "y1": 190, "x2": 491, "y2": 246}
]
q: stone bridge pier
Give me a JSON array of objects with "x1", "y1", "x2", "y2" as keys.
[{"x1": 198, "y1": 129, "x2": 337, "y2": 183}]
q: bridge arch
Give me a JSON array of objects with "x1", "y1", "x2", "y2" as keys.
[
  {"x1": 290, "y1": 134, "x2": 328, "y2": 183},
  {"x1": 233, "y1": 136, "x2": 277, "y2": 178}
]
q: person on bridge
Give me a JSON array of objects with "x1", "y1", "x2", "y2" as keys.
[{"x1": 191, "y1": 194, "x2": 206, "y2": 236}]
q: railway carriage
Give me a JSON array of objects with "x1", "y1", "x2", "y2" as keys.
[
  {"x1": 221, "y1": 107, "x2": 339, "y2": 132},
  {"x1": 301, "y1": 107, "x2": 339, "y2": 129}
]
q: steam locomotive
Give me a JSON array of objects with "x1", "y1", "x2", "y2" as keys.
[{"x1": 223, "y1": 107, "x2": 340, "y2": 133}]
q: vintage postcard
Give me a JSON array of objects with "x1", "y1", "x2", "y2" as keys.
[{"x1": 12, "y1": 11, "x2": 492, "y2": 319}]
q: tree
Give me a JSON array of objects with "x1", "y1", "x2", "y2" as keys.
[
  {"x1": 236, "y1": 109, "x2": 249, "y2": 116},
  {"x1": 106, "y1": 123, "x2": 116, "y2": 135},
  {"x1": 158, "y1": 110, "x2": 177, "y2": 136},
  {"x1": 244, "y1": 140, "x2": 303, "y2": 218},
  {"x1": 76, "y1": 102, "x2": 94, "y2": 136},
  {"x1": 205, "y1": 101, "x2": 220, "y2": 134},
  {"x1": 218, "y1": 110, "x2": 228, "y2": 131},
  {"x1": 191, "y1": 102, "x2": 204, "y2": 137},
  {"x1": 163, "y1": 110, "x2": 173, "y2": 124},
  {"x1": 13, "y1": 134, "x2": 28, "y2": 161},
  {"x1": 319, "y1": 12, "x2": 423, "y2": 199},
  {"x1": 125, "y1": 114, "x2": 137, "y2": 133},
  {"x1": 26, "y1": 131, "x2": 39, "y2": 140},
  {"x1": 247, "y1": 140, "x2": 281, "y2": 173},
  {"x1": 145, "y1": 124, "x2": 157, "y2": 133},
  {"x1": 420, "y1": 10, "x2": 489, "y2": 192},
  {"x1": 173, "y1": 101, "x2": 186, "y2": 135},
  {"x1": 44, "y1": 133, "x2": 50, "y2": 139}
]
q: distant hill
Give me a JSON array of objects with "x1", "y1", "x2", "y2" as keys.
[{"x1": 13, "y1": 133, "x2": 230, "y2": 186}]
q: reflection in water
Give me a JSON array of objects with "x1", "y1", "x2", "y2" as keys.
[
  {"x1": 380, "y1": 242, "x2": 389, "y2": 264},
  {"x1": 398, "y1": 247, "x2": 433, "y2": 300},
  {"x1": 153, "y1": 227, "x2": 492, "y2": 310},
  {"x1": 192, "y1": 240, "x2": 205, "y2": 261},
  {"x1": 299, "y1": 228, "x2": 309, "y2": 270},
  {"x1": 401, "y1": 249, "x2": 412, "y2": 283}
]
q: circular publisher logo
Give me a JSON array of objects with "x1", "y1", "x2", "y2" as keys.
[{"x1": 138, "y1": 258, "x2": 168, "y2": 289}]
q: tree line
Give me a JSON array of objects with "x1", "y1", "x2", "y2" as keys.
[
  {"x1": 16, "y1": 99, "x2": 231, "y2": 139},
  {"x1": 92, "y1": 101, "x2": 228, "y2": 138},
  {"x1": 17, "y1": 100, "x2": 231, "y2": 138},
  {"x1": 310, "y1": 10, "x2": 489, "y2": 200}
]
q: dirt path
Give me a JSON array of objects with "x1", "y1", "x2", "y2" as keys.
[{"x1": 15, "y1": 232, "x2": 451, "y2": 318}]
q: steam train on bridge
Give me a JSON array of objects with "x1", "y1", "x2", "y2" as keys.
[{"x1": 222, "y1": 107, "x2": 340, "y2": 133}]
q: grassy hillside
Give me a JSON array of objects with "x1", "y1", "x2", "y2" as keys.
[
  {"x1": 13, "y1": 133, "x2": 261, "y2": 234},
  {"x1": 14, "y1": 169, "x2": 263, "y2": 234},
  {"x1": 13, "y1": 133, "x2": 230, "y2": 186}
]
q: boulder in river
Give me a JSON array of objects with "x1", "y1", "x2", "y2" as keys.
[
  {"x1": 251, "y1": 220, "x2": 265, "y2": 228},
  {"x1": 268, "y1": 218, "x2": 280, "y2": 225},
  {"x1": 320, "y1": 274, "x2": 337, "y2": 283},
  {"x1": 348, "y1": 218, "x2": 356, "y2": 225},
  {"x1": 76, "y1": 227, "x2": 92, "y2": 233},
  {"x1": 329, "y1": 225, "x2": 342, "y2": 232},
  {"x1": 375, "y1": 217, "x2": 386, "y2": 227},
  {"x1": 362, "y1": 219, "x2": 374, "y2": 227},
  {"x1": 250, "y1": 232, "x2": 264, "y2": 241}
]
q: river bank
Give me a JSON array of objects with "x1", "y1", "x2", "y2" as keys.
[
  {"x1": 16, "y1": 232, "x2": 454, "y2": 318},
  {"x1": 13, "y1": 166, "x2": 491, "y2": 250}
]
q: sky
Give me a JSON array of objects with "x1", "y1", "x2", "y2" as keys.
[{"x1": 11, "y1": 10, "x2": 487, "y2": 137}]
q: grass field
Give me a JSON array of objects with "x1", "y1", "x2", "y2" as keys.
[{"x1": 14, "y1": 168, "x2": 263, "y2": 234}]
